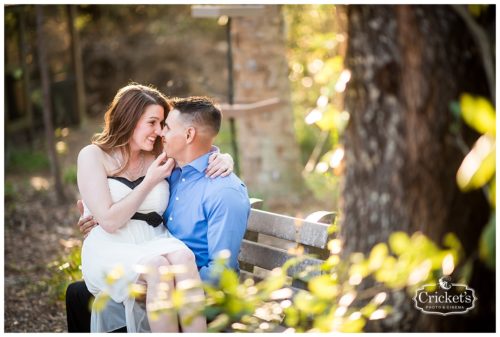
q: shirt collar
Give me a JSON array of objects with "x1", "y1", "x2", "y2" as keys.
[{"x1": 185, "y1": 152, "x2": 212, "y2": 173}]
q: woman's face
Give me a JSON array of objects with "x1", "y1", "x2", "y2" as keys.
[{"x1": 130, "y1": 104, "x2": 164, "y2": 152}]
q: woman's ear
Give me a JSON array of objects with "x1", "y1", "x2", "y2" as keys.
[{"x1": 185, "y1": 126, "x2": 196, "y2": 144}]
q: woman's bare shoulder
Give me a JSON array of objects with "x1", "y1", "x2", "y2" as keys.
[{"x1": 78, "y1": 144, "x2": 107, "y2": 165}]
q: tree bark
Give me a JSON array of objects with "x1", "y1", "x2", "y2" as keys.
[
  {"x1": 36, "y1": 6, "x2": 65, "y2": 201},
  {"x1": 18, "y1": 6, "x2": 34, "y2": 140},
  {"x1": 67, "y1": 5, "x2": 87, "y2": 126},
  {"x1": 341, "y1": 5, "x2": 493, "y2": 332},
  {"x1": 231, "y1": 5, "x2": 306, "y2": 207}
]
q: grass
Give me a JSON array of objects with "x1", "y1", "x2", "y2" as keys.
[{"x1": 6, "y1": 149, "x2": 50, "y2": 174}]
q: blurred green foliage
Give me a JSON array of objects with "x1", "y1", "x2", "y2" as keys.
[
  {"x1": 64, "y1": 165, "x2": 78, "y2": 185},
  {"x1": 456, "y1": 93, "x2": 496, "y2": 270},
  {"x1": 5, "y1": 181, "x2": 18, "y2": 202},
  {"x1": 283, "y1": 5, "x2": 348, "y2": 204},
  {"x1": 284, "y1": 5, "x2": 347, "y2": 153},
  {"x1": 84, "y1": 231, "x2": 462, "y2": 332},
  {"x1": 304, "y1": 171, "x2": 340, "y2": 202},
  {"x1": 47, "y1": 244, "x2": 83, "y2": 300},
  {"x1": 6, "y1": 148, "x2": 50, "y2": 174}
]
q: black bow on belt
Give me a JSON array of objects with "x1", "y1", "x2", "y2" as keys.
[{"x1": 131, "y1": 212, "x2": 163, "y2": 227}]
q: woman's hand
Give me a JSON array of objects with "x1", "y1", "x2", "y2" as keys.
[
  {"x1": 206, "y1": 152, "x2": 234, "y2": 178},
  {"x1": 144, "y1": 152, "x2": 175, "y2": 186}
]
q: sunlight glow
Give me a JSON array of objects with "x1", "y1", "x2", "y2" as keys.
[
  {"x1": 407, "y1": 259, "x2": 432, "y2": 285},
  {"x1": 30, "y1": 176, "x2": 50, "y2": 191},
  {"x1": 339, "y1": 292, "x2": 356, "y2": 307},
  {"x1": 373, "y1": 292, "x2": 387, "y2": 305},
  {"x1": 305, "y1": 108, "x2": 323, "y2": 124},
  {"x1": 330, "y1": 147, "x2": 345, "y2": 168},
  {"x1": 369, "y1": 309, "x2": 387, "y2": 320},
  {"x1": 349, "y1": 273, "x2": 363, "y2": 286},
  {"x1": 316, "y1": 95, "x2": 329, "y2": 108},
  {"x1": 301, "y1": 77, "x2": 314, "y2": 88},
  {"x1": 315, "y1": 162, "x2": 329, "y2": 173},
  {"x1": 334, "y1": 306, "x2": 347, "y2": 317},
  {"x1": 308, "y1": 59, "x2": 324, "y2": 74},
  {"x1": 335, "y1": 69, "x2": 351, "y2": 93},
  {"x1": 442, "y1": 253, "x2": 455, "y2": 276}
]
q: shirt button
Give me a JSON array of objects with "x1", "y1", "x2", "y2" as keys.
[
  {"x1": 182, "y1": 178, "x2": 186, "y2": 182},
  {"x1": 175, "y1": 197, "x2": 179, "y2": 201},
  {"x1": 169, "y1": 217, "x2": 173, "y2": 221}
]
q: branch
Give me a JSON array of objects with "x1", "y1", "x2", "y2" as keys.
[
  {"x1": 452, "y1": 5, "x2": 495, "y2": 104},
  {"x1": 219, "y1": 97, "x2": 281, "y2": 118}
]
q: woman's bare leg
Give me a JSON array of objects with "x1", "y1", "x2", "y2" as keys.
[
  {"x1": 165, "y1": 249, "x2": 207, "y2": 332},
  {"x1": 139, "y1": 255, "x2": 179, "y2": 332}
]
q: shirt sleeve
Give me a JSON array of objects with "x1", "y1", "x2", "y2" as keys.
[{"x1": 199, "y1": 186, "x2": 250, "y2": 283}]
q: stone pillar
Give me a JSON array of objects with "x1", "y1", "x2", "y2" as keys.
[{"x1": 231, "y1": 5, "x2": 304, "y2": 205}]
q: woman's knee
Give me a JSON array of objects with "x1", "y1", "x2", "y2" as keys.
[
  {"x1": 167, "y1": 249, "x2": 196, "y2": 266},
  {"x1": 143, "y1": 255, "x2": 170, "y2": 269}
]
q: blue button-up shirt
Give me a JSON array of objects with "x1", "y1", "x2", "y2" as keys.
[{"x1": 163, "y1": 152, "x2": 250, "y2": 283}]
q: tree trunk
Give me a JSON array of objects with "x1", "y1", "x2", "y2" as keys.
[
  {"x1": 341, "y1": 5, "x2": 493, "y2": 332},
  {"x1": 18, "y1": 6, "x2": 35, "y2": 141},
  {"x1": 36, "y1": 6, "x2": 65, "y2": 201},
  {"x1": 231, "y1": 5, "x2": 305, "y2": 207},
  {"x1": 67, "y1": 5, "x2": 87, "y2": 126}
]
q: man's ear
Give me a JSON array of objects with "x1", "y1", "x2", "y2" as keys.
[{"x1": 185, "y1": 126, "x2": 196, "y2": 144}]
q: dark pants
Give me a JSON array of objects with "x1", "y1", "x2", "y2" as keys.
[{"x1": 65, "y1": 281, "x2": 127, "y2": 333}]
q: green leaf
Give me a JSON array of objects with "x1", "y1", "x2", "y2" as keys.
[
  {"x1": 468, "y1": 4, "x2": 488, "y2": 17},
  {"x1": 315, "y1": 107, "x2": 337, "y2": 131},
  {"x1": 449, "y1": 100, "x2": 461, "y2": 120},
  {"x1": 488, "y1": 178, "x2": 496, "y2": 207},
  {"x1": 293, "y1": 290, "x2": 322, "y2": 314},
  {"x1": 208, "y1": 313, "x2": 230, "y2": 332},
  {"x1": 460, "y1": 94, "x2": 496, "y2": 135},
  {"x1": 219, "y1": 268, "x2": 239, "y2": 293},
  {"x1": 442, "y1": 233, "x2": 463, "y2": 252},
  {"x1": 340, "y1": 316, "x2": 366, "y2": 332},
  {"x1": 389, "y1": 232, "x2": 411, "y2": 255},
  {"x1": 284, "y1": 306, "x2": 299, "y2": 327},
  {"x1": 368, "y1": 243, "x2": 388, "y2": 270},
  {"x1": 308, "y1": 275, "x2": 339, "y2": 300},
  {"x1": 457, "y1": 134, "x2": 496, "y2": 191},
  {"x1": 479, "y1": 212, "x2": 495, "y2": 270}
]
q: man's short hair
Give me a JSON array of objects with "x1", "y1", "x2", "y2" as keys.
[{"x1": 171, "y1": 96, "x2": 222, "y2": 135}]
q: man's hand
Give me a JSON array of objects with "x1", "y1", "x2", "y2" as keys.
[{"x1": 77, "y1": 200, "x2": 98, "y2": 239}]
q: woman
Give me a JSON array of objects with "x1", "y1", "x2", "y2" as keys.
[{"x1": 78, "y1": 84, "x2": 233, "y2": 332}]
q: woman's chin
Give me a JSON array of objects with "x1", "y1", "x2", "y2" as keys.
[{"x1": 142, "y1": 144, "x2": 154, "y2": 151}]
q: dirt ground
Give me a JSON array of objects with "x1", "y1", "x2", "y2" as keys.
[
  {"x1": 4, "y1": 120, "x2": 97, "y2": 332},
  {"x1": 4, "y1": 182, "x2": 80, "y2": 332}
]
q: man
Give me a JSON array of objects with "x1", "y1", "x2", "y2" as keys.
[{"x1": 66, "y1": 96, "x2": 250, "y2": 332}]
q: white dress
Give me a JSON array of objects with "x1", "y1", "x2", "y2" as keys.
[{"x1": 81, "y1": 177, "x2": 188, "y2": 332}]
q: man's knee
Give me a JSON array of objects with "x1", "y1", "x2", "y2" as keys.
[
  {"x1": 66, "y1": 281, "x2": 92, "y2": 332},
  {"x1": 66, "y1": 281, "x2": 92, "y2": 305}
]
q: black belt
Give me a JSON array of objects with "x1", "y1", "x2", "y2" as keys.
[{"x1": 131, "y1": 212, "x2": 163, "y2": 228}]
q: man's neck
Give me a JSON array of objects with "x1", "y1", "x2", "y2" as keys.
[{"x1": 176, "y1": 144, "x2": 212, "y2": 167}]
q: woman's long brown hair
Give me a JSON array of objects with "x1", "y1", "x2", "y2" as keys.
[{"x1": 92, "y1": 83, "x2": 171, "y2": 176}]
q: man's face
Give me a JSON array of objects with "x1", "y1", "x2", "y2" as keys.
[{"x1": 162, "y1": 109, "x2": 188, "y2": 160}]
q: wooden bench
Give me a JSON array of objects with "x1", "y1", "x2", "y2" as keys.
[{"x1": 238, "y1": 205, "x2": 335, "y2": 289}]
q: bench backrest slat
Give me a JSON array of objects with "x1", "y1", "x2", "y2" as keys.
[
  {"x1": 239, "y1": 239, "x2": 324, "y2": 278},
  {"x1": 246, "y1": 209, "x2": 333, "y2": 249}
]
